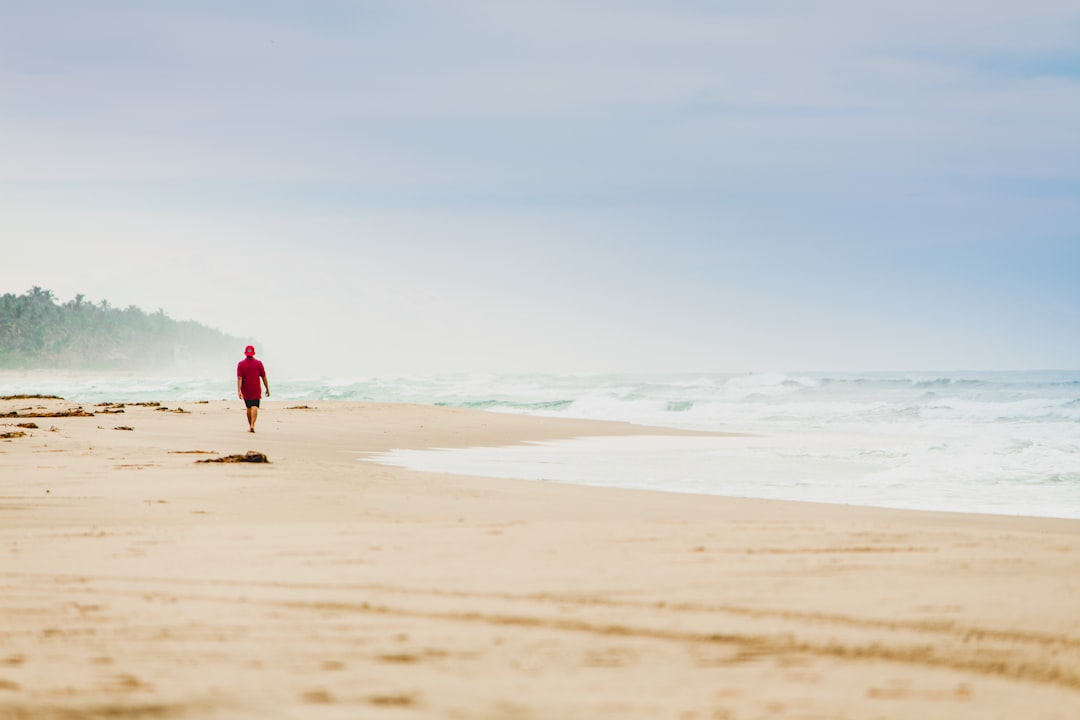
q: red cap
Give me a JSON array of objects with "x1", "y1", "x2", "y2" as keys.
[{"x1": 244, "y1": 345, "x2": 256, "y2": 356}]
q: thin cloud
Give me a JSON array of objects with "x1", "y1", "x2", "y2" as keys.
[{"x1": 2, "y1": 1, "x2": 1078, "y2": 372}]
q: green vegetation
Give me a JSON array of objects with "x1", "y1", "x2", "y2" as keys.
[{"x1": 0, "y1": 287, "x2": 247, "y2": 369}]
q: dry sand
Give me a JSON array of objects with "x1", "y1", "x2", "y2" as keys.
[{"x1": 1, "y1": 396, "x2": 1079, "y2": 719}]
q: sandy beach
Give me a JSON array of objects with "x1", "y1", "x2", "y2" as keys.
[{"x1": 2, "y1": 396, "x2": 1079, "y2": 720}]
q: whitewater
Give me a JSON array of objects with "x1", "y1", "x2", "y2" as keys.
[{"x1": 4, "y1": 370, "x2": 1078, "y2": 519}]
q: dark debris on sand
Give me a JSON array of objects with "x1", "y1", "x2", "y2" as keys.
[
  {"x1": 1, "y1": 408, "x2": 94, "y2": 419},
  {"x1": 0, "y1": 394, "x2": 64, "y2": 400},
  {"x1": 197, "y1": 451, "x2": 270, "y2": 464}
]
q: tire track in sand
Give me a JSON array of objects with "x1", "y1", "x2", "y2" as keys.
[{"x1": 4, "y1": 572, "x2": 1080, "y2": 693}]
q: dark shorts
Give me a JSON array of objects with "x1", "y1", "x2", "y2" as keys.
[{"x1": 244, "y1": 398, "x2": 261, "y2": 408}]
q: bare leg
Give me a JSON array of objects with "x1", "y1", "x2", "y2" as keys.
[{"x1": 246, "y1": 406, "x2": 258, "y2": 432}]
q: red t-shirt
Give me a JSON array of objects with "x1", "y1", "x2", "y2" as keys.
[{"x1": 237, "y1": 358, "x2": 266, "y2": 400}]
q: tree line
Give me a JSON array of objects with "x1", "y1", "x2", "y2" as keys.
[{"x1": 0, "y1": 287, "x2": 248, "y2": 370}]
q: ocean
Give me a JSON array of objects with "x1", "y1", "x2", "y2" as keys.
[{"x1": 5, "y1": 371, "x2": 1079, "y2": 519}]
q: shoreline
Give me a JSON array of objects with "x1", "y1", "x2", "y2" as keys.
[
  {"x1": 2, "y1": 397, "x2": 1080, "y2": 718},
  {"x1": 365, "y1": 432, "x2": 1080, "y2": 523},
  {"x1": 4, "y1": 374, "x2": 1078, "y2": 522}
]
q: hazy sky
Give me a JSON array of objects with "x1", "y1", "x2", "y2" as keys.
[{"x1": 3, "y1": 1, "x2": 1078, "y2": 375}]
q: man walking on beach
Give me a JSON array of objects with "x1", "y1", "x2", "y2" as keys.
[{"x1": 237, "y1": 345, "x2": 269, "y2": 433}]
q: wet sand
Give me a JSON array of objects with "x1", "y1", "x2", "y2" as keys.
[{"x1": 2, "y1": 396, "x2": 1079, "y2": 719}]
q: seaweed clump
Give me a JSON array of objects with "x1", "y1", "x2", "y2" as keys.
[
  {"x1": 0, "y1": 408, "x2": 94, "y2": 419},
  {"x1": 197, "y1": 451, "x2": 270, "y2": 464}
]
